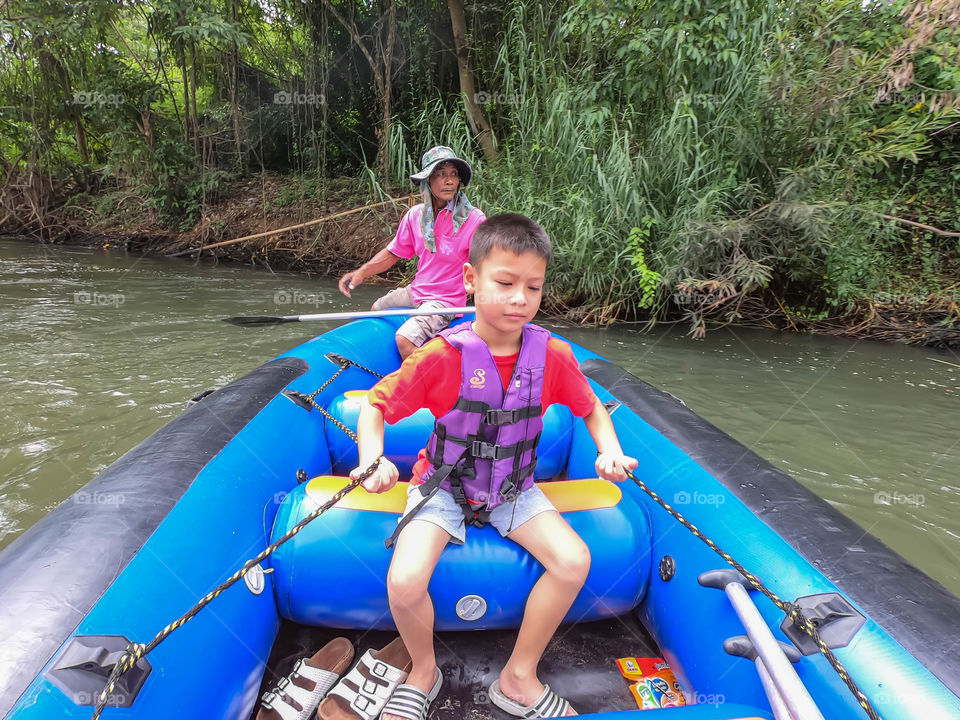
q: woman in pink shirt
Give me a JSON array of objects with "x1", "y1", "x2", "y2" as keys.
[{"x1": 338, "y1": 146, "x2": 486, "y2": 359}]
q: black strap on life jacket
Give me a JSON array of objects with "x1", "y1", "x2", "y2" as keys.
[
  {"x1": 385, "y1": 399, "x2": 542, "y2": 548},
  {"x1": 384, "y1": 456, "x2": 463, "y2": 549}
]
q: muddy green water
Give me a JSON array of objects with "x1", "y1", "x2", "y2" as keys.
[{"x1": 2, "y1": 238, "x2": 959, "y2": 594}]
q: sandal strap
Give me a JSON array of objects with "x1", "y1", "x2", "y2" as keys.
[
  {"x1": 324, "y1": 649, "x2": 409, "y2": 720},
  {"x1": 530, "y1": 684, "x2": 570, "y2": 718},
  {"x1": 381, "y1": 685, "x2": 431, "y2": 720},
  {"x1": 261, "y1": 686, "x2": 310, "y2": 720},
  {"x1": 325, "y1": 683, "x2": 383, "y2": 720},
  {"x1": 357, "y1": 648, "x2": 407, "y2": 685},
  {"x1": 291, "y1": 658, "x2": 340, "y2": 693},
  {"x1": 269, "y1": 675, "x2": 327, "y2": 720}
]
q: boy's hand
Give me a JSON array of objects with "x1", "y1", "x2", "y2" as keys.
[
  {"x1": 596, "y1": 451, "x2": 638, "y2": 483},
  {"x1": 352, "y1": 456, "x2": 398, "y2": 494}
]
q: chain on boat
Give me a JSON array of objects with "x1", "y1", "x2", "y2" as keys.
[{"x1": 90, "y1": 355, "x2": 384, "y2": 719}]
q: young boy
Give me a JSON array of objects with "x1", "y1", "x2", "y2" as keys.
[{"x1": 350, "y1": 213, "x2": 638, "y2": 719}]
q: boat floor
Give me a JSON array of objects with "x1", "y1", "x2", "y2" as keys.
[{"x1": 253, "y1": 614, "x2": 660, "y2": 718}]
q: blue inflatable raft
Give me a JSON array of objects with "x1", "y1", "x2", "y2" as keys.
[{"x1": 1, "y1": 315, "x2": 958, "y2": 720}]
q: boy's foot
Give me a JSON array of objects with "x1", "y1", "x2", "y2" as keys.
[
  {"x1": 381, "y1": 666, "x2": 442, "y2": 720},
  {"x1": 490, "y1": 676, "x2": 577, "y2": 717}
]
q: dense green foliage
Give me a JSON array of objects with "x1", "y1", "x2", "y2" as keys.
[{"x1": 1, "y1": 0, "x2": 958, "y2": 325}]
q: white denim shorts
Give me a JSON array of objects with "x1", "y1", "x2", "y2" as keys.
[{"x1": 400, "y1": 483, "x2": 556, "y2": 545}]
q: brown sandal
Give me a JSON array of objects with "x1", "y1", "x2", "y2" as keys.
[
  {"x1": 317, "y1": 637, "x2": 413, "y2": 720},
  {"x1": 256, "y1": 636, "x2": 355, "y2": 720}
]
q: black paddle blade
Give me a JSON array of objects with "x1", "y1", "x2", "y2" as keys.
[{"x1": 222, "y1": 315, "x2": 299, "y2": 327}]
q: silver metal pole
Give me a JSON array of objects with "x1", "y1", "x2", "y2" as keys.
[
  {"x1": 296, "y1": 306, "x2": 475, "y2": 322},
  {"x1": 724, "y1": 581, "x2": 824, "y2": 720},
  {"x1": 756, "y1": 656, "x2": 795, "y2": 720}
]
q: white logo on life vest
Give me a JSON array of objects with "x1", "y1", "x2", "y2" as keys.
[{"x1": 469, "y1": 368, "x2": 486, "y2": 389}]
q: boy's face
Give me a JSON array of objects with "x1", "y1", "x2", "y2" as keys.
[{"x1": 464, "y1": 247, "x2": 547, "y2": 335}]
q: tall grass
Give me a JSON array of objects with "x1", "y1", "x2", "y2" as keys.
[{"x1": 377, "y1": 0, "x2": 960, "y2": 323}]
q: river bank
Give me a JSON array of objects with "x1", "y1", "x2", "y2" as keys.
[{"x1": 3, "y1": 173, "x2": 958, "y2": 347}]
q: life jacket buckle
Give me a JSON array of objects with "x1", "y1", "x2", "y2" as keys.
[
  {"x1": 485, "y1": 408, "x2": 520, "y2": 425},
  {"x1": 470, "y1": 440, "x2": 499, "y2": 460}
]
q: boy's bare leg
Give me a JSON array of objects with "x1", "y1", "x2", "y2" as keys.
[
  {"x1": 382, "y1": 518, "x2": 451, "y2": 720},
  {"x1": 497, "y1": 510, "x2": 589, "y2": 715}
]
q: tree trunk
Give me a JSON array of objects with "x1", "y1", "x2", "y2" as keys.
[
  {"x1": 179, "y1": 43, "x2": 191, "y2": 144},
  {"x1": 38, "y1": 48, "x2": 89, "y2": 164},
  {"x1": 379, "y1": 0, "x2": 397, "y2": 186},
  {"x1": 321, "y1": 0, "x2": 395, "y2": 184},
  {"x1": 189, "y1": 38, "x2": 200, "y2": 156},
  {"x1": 447, "y1": 0, "x2": 496, "y2": 162},
  {"x1": 229, "y1": 0, "x2": 244, "y2": 170}
]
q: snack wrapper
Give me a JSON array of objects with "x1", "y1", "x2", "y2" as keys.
[{"x1": 617, "y1": 657, "x2": 687, "y2": 710}]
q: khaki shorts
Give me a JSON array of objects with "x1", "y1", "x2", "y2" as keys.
[{"x1": 372, "y1": 286, "x2": 452, "y2": 347}]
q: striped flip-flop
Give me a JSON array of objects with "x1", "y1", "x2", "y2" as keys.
[
  {"x1": 379, "y1": 667, "x2": 442, "y2": 720},
  {"x1": 488, "y1": 679, "x2": 576, "y2": 718}
]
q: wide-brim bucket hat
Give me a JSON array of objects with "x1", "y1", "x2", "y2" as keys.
[{"x1": 410, "y1": 146, "x2": 472, "y2": 187}]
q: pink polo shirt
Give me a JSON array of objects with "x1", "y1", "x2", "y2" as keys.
[{"x1": 386, "y1": 203, "x2": 486, "y2": 307}]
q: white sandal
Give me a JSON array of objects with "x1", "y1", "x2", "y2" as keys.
[
  {"x1": 318, "y1": 637, "x2": 413, "y2": 720},
  {"x1": 257, "y1": 637, "x2": 354, "y2": 720}
]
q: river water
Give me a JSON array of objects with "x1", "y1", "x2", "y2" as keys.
[{"x1": 2, "y1": 238, "x2": 959, "y2": 594}]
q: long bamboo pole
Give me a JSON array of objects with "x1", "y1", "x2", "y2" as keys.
[{"x1": 167, "y1": 194, "x2": 417, "y2": 258}]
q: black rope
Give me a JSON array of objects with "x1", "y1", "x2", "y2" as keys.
[
  {"x1": 626, "y1": 470, "x2": 881, "y2": 720},
  {"x1": 90, "y1": 355, "x2": 385, "y2": 719}
]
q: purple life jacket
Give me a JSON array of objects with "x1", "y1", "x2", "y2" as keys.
[
  {"x1": 384, "y1": 322, "x2": 550, "y2": 549},
  {"x1": 419, "y1": 322, "x2": 549, "y2": 512}
]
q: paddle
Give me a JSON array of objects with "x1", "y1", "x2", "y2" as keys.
[{"x1": 223, "y1": 305, "x2": 476, "y2": 327}]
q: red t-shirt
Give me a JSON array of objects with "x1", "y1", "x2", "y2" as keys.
[{"x1": 368, "y1": 334, "x2": 597, "y2": 482}]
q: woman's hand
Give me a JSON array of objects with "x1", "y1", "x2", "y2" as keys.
[
  {"x1": 595, "y1": 452, "x2": 638, "y2": 483},
  {"x1": 352, "y1": 456, "x2": 399, "y2": 494},
  {"x1": 338, "y1": 269, "x2": 365, "y2": 298}
]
